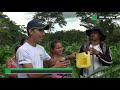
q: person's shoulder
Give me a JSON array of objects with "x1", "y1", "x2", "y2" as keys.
[
  {"x1": 6, "y1": 58, "x2": 12, "y2": 63},
  {"x1": 79, "y1": 43, "x2": 87, "y2": 48},
  {"x1": 6, "y1": 58, "x2": 10, "y2": 62},
  {"x1": 100, "y1": 43, "x2": 110, "y2": 48},
  {"x1": 17, "y1": 43, "x2": 28, "y2": 52},
  {"x1": 36, "y1": 44, "x2": 45, "y2": 50}
]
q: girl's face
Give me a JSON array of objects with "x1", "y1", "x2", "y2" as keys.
[{"x1": 51, "y1": 42, "x2": 63, "y2": 55}]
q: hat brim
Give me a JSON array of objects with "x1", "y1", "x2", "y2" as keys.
[
  {"x1": 37, "y1": 24, "x2": 50, "y2": 30},
  {"x1": 30, "y1": 24, "x2": 50, "y2": 30},
  {"x1": 100, "y1": 35, "x2": 106, "y2": 41},
  {"x1": 44, "y1": 24, "x2": 50, "y2": 30},
  {"x1": 86, "y1": 29, "x2": 106, "y2": 41}
]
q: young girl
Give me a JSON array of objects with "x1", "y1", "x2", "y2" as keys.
[
  {"x1": 6, "y1": 45, "x2": 20, "y2": 78},
  {"x1": 44, "y1": 40, "x2": 71, "y2": 78}
]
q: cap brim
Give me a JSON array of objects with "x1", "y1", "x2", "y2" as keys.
[
  {"x1": 30, "y1": 24, "x2": 50, "y2": 30},
  {"x1": 38, "y1": 24, "x2": 50, "y2": 30},
  {"x1": 44, "y1": 24, "x2": 50, "y2": 30}
]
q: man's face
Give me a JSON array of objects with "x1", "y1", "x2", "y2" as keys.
[
  {"x1": 29, "y1": 28, "x2": 45, "y2": 43},
  {"x1": 90, "y1": 30, "x2": 101, "y2": 41}
]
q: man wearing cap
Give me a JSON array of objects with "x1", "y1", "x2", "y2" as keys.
[
  {"x1": 16, "y1": 19, "x2": 75, "y2": 78},
  {"x1": 78, "y1": 26, "x2": 112, "y2": 78}
]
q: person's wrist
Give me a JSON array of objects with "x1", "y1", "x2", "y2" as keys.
[
  {"x1": 96, "y1": 51, "x2": 100, "y2": 55},
  {"x1": 65, "y1": 56, "x2": 69, "y2": 60},
  {"x1": 97, "y1": 52, "x2": 102, "y2": 57},
  {"x1": 52, "y1": 65, "x2": 57, "y2": 68},
  {"x1": 98, "y1": 51, "x2": 100, "y2": 55}
]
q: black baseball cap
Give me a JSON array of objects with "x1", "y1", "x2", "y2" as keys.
[{"x1": 27, "y1": 19, "x2": 50, "y2": 31}]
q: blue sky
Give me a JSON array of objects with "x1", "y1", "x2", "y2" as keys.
[{"x1": 3, "y1": 12, "x2": 87, "y2": 32}]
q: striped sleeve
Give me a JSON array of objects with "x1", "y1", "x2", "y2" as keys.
[{"x1": 98, "y1": 47, "x2": 112, "y2": 66}]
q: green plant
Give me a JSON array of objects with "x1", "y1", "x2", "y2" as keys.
[
  {"x1": 0, "y1": 38, "x2": 120, "y2": 78},
  {"x1": 0, "y1": 45, "x2": 15, "y2": 78},
  {"x1": 0, "y1": 64, "x2": 7, "y2": 78}
]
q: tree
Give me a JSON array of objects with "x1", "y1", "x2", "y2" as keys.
[
  {"x1": 0, "y1": 13, "x2": 26, "y2": 46},
  {"x1": 41, "y1": 29, "x2": 86, "y2": 46},
  {"x1": 76, "y1": 12, "x2": 120, "y2": 45},
  {"x1": 33, "y1": 12, "x2": 67, "y2": 33}
]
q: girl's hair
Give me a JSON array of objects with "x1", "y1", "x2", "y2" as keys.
[
  {"x1": 15, "y1": 45, "x2": 20, "y2": 53},
  {"x1": 50, "y1": 40, "x2": 62, "y2": 49},
  {"x1": 20, "y1": 37, "x2": 28, "y2": 45}
]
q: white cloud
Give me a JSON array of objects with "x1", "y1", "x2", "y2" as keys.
[
  {"x1": 3, "y1": 12, "x2": 35, "y2": 27},
  {"x1": 54, "y1": 17, "x2": 86, "y2": 31},
  {"x1": 63, "y1": 12, "x2": 76, "y2": 18},
  {"x1": 3, "y1": 12, "x2": 86, "y2": 32}
]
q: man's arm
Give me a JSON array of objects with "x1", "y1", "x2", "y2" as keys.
[
  {"x1": 91, "y1": 47, "x2": 112, "y2": 66},
  {"x1": 97, "y1": 47, "x2": 112, "y2": 66},
  {"x1": 66, "y1": 45, "x2": 87, "y2": 60},
  {"x1": 22, "y1": 59, "x2": 69, "y2": 78},
  {"x1": 49, "y1": 59, "x2": 70, "y2": 68},
  {"x1": 6, "y1": 59, "x2": 17, "y2": 78},
  {"x1": 22, "y1": 63, "x2": 51, "y2": 78},
  {"x1": 16, "y1": 47, "x2": 52, "y2": 78}
]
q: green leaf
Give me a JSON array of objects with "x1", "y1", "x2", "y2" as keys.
[{"x1": 86, "y1": 66, "x2": 110, "y2": 78}]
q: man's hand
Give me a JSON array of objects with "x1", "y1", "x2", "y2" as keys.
[
  {"x1": 52, "y1": 60, "x2": 69, "y2": 68},
  {"x1": 22, "y1": 63, "x2": 49, "y2": 78},
  {"x1": 68, "y1": 52, "x2": 77, "y2": 60},
  {"x1": 85, "y1": 48, "x2": 90, "y2": 54},
  {"x1": 90, "y1": 48, "x2": 100, "y2": 55},
  {"x1": 64, "y1": 60, "x2": 71, "y2": 67}
]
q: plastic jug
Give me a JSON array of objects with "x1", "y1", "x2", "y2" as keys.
[{"x1": 76, "y1": 51, "x2": 91, "y2": 68}]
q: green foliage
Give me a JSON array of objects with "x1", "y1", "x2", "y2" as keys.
[
  {"x1": 86, "y1": 65, "x2": 120, "y2": 78},
  {"x1": 0, "y1": 46, "x2": 14, "y2": 64},
  {"x1": 0, "y1": 12, "x2": 120, "y2": 78},
  {"x1": 1, "y1": 38, "x2": 120, "y2": 78},
  {"x1": 0, "y1": 13, "x2": 27, "y2": 46},
  {"x1": 111, "y1": 42, "x2": 120, "y2": 65},
  {"x1": 33, "y1": 12, "x2": 67, "y2": 32},
  {"x1": 0, "y1": 45, "x2": 15, "y2": 78},
  {"x1": 43, "y1": 30, "x2": 86, "y2": 46},
  {"x1": 0, "y1": 64, "x2": 7, "y2": 78}
]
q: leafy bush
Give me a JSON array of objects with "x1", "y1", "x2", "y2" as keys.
[
  {"x1": 0, "y1": 45, "x2": 15, "y2": 78},
  {"x1": 1, "y1": 40, "x2": 120, "y2": 78}
]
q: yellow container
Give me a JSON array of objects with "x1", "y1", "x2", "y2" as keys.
[{"x1": 76, "y1": 51, "x2": 91, "y2": 68}]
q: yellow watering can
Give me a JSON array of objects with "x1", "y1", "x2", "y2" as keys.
[{"x1": 76, "y1": 51, "x2": 91, "y2": 68}]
